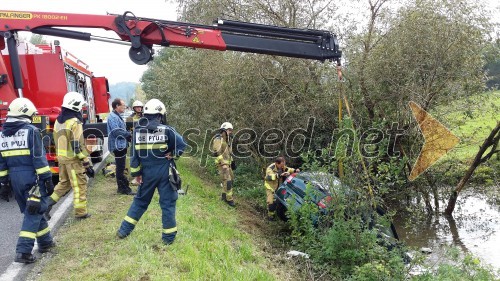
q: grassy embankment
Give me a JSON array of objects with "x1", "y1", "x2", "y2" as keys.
[
  {"x1": 436, "y1": 91, "x2": 499, "y2": 185},
  {"x1": 443, "y1": 90, "x2": 499, "y2": 160},
  {"x1": 35, "y1": 157, "x2": 300, "y2": 281}
]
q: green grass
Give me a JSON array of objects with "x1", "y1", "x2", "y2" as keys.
[
  {"x1": 37, "y1": 157, "x2": 298, "y2": 281},
  {"x1": 441, "y1": 91, "x2": 499, "y2": 161}
]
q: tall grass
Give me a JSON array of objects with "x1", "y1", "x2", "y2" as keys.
[{"x1": 36, "y1": 157, "x2": 296, "y2": 281}]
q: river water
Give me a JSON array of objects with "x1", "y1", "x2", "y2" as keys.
[{"x1": 392, "y1": 191, "x2": 500, "y2": 270}]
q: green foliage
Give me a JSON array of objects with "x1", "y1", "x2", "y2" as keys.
[
  {"x1": 29, "y1": 34, "x2": 48, "y2": 45},
  {"x1": 350, "y1": 259, "x2": 404, "y2": 281},
  {"x1": 285, "y1": 180, "x2": 408, "y2": 279},
  {"x1": 287, "y1": 195, "x2": 320, "y2": 248},
  {"x1": 430, "y1": 91, "x2": 500, "y2": 186},
  {"x1": 483, "y1": 42, "x2": 500, "y2": 90},
  {"x1": 414, "y1": 248, "x2": 500, "y2": 281}
]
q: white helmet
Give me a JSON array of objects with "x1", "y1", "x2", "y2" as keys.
[
  {"x1": 220, "y1": 122, "x2": 233, "y2": 130},
  {"x1": 143, "y1": 99, "x2": 166, "y2": 115},
  {"x1": 62, "y1": 91, "x2": 87, "y2": 112},
  {"x1": 132, "y1": 100, "x2": 144, "y2": 108},
  {"x1": 7, "y1": 98, "x2": 37, "y2": 118}
]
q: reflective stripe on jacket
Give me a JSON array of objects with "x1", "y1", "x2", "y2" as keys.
[
  {"x1": 212, "y1": 135, "x2": 232, "y2": 166},
  {"x1": 264, "y1": 163, "x2": 295, "y2": 192},
  {"x1": 130, "y1": 124, "x2": 187, "y2": 177},
  {"x1": 0, "y1": 122, "x2": 51, "y2": 180},
  {"x1": 54, "y1": 117, "x2": 88, "y2": 162}
]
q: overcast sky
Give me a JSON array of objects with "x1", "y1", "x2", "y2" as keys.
[{"x1": 2, "y1": 0, "x2": 178, "y2": 84}]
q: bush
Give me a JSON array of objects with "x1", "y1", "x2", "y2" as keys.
[
  {"x1": 414, "y1": 248, "x2": 500, "y2": 281},
  {"x1": 286, "y1": 184, "x2": 408, "y2": 279}
]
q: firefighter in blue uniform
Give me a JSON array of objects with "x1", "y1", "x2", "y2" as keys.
[
  {"x1": 0, "y1": 98, "x2": 55, "y2": 263},
  {"x1": 117, "y1": 99, "x2": 187, "y2": 245}
]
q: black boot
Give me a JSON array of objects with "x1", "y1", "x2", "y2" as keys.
[
  {"x1": 15, "y1": 253, "x2": 36, "y2": 264},
  {"x1": 117, "y1": 188, "x2": 136, "y2": 195},
  {"x1": 117, "y1": 179, "x2": 135, "y2": 195},
  {"x1": 38, "y1": 241, "x2": 56, "y2": 253}
]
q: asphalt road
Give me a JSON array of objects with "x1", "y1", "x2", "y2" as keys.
[{"x1": 0, "y1": 139, "x2": 109, "y2": 277}]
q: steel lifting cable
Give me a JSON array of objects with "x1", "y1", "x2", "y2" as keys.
[
  {"x1": 335, "y1": 60, "x2": 374, "y2": 203},
  {"x1": 337, "y1": 60, "x2": 345, "y2": 179}
]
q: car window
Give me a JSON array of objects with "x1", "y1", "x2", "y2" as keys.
[{"x1": 289, "y1": 174, "x2": 329, "y2": 202}]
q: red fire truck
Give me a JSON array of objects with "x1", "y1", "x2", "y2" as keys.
[
  {"x1": 0, "y1": 9, "x2": 341, "y2": 180},
  {"x1": 0, "y1": 39, "x2": 110, "y2": 178}
]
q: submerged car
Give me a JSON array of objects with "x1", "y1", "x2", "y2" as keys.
[
  {"x1": 274, "y1": 172, "x2": 400, "y2": 243},
  {"x1": 274, "y1": 171, "x2": 335, "y2": 220}
]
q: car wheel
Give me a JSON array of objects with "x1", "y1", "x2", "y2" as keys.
[{"x1": 276, "y1": 202, "x2": 288, "y2": 221}]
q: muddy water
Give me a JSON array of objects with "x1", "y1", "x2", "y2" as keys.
[{"x1": 392, "y1": 191, "x2": 500, "y2": 270}]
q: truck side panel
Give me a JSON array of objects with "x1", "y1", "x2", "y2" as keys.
[{"x1": 92, "y1": 77, "x2": 110, "y2": 116}]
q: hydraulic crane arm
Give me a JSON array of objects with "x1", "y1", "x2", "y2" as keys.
[{"x1": 0, "y1": 10, "x2": 341, "y2": 65}]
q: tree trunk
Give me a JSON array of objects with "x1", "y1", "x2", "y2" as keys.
[
  {"x1": 445, "y1": 215, "x2": 468, "y2": 253},
  {"x1": 421, "y1": 187, "x2": 433, "y2": 214},
  {"x1": 444, "y1": 122, "x2": 500, "y2": 215},
  {"x1": 432, "y1": 186, "x2": 439, "y2": 214}
]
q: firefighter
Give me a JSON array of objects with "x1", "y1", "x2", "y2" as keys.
[
  {"x1": 45, "y1": 92, "x2": 94, "y2": 220},
  {"x1": 126, "y1": 100, "x2": 144, "y2": 186},
  {"x1": 212, "y1": 122, "x2": 236, "y2": 207},
  {"x1": 117, "y1": 98, "x2": 187, "y2": 245},
  {"x1": 128, "y1": 100, "x2": 143, "y2": 121},
  {"x1": 0, "y1": 98, "x2": 56, "y2": 263},
  {"x1": 264, "y1": 156, "x2": 300, "y2": 220}
]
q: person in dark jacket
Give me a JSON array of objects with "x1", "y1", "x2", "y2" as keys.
[
  {"x1": 117, "y1": 98, "x2": 187, "y2": 245},
  {"x1": 107, "y1": 98, "x2": 134, "y2": 195},
  {"x1": 0, "y1": 98, "x2": 55, "y2": 263}
]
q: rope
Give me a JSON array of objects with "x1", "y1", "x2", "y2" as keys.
[{"x1": 336, "y1": 60, "x2": 374, "y2": 203}]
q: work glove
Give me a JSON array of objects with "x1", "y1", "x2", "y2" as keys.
[
  {"x1": 26, "y1": 185, "x2": 42, "y2": 215},
  {"x1": 0, "y1": 181, "x2": 12, "y2": 202},
  {"x1": 42, "y1": 178, "x2": 55, "y2": 196},
  {"x1": 83, "y1": 161, "x2": 95, "y2": 178},
  {"x1": 231, "y1": 161, "x2": 237, "y2": 170}
]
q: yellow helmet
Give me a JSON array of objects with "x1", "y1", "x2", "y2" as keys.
[{"x1": 7, "y1": 98, "x2": 37, "y2": 118}]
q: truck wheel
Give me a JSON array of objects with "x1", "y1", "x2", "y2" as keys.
[
  {"x1": 90, "y1": 150, "x2": 103, "y2": 164},
  {"x1": 276, "y1": 202, "x2": 288, "y2": 221}
]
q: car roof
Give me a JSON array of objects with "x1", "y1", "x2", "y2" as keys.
[{"x1": 295, "y1": 172, "x2": 342, "y2": 192}]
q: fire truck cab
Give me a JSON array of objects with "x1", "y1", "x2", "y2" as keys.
[{"x1": 0, "y1": 40, "x2": 110, "y2": 177}]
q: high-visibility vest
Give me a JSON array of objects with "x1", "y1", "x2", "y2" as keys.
[{"x1": 54, "y1": 118, "x2": 88, "y2": 162}]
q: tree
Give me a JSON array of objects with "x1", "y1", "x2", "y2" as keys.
[
  {"x1": 29, "y1": 34, "x2": 48, "y2": 45},
  {"x1": 142, "y1": 0, "x2": 341, "y2": 166},
  {"x1": 445, "y1": 121, "x2": 500, "y2": 215}
]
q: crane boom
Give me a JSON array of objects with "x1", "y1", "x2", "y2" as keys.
[{"x1": 0, "y1": 10, "x2": 341, "y2": 65}]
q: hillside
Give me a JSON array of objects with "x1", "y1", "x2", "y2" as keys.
[{"x1": 109, "y1": 82, "x2": 138, "y2": 106}]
